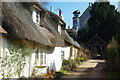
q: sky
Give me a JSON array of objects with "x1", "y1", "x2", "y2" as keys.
[{"x1": 46, "y1": 1, "x2": 118, "y2": 29}]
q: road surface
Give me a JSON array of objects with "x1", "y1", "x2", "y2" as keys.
[{"x1": 60, "y1": 59, "x2": 109, "y2": 78}]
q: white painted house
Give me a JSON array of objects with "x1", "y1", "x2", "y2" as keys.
[{"x1": 1, "y1": 2, "x2": 80, "y2": 78}]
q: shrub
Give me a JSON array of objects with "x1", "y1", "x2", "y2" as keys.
[
  {"x1": 107, "y1": 38, "x2": 120, "y2": 72},
  {"x1": 62, "y1": 59, "x2": 70, "y2": 66},
  {"x1": 107, "y1": 47, "x2": 120, "y2": 72},
  {"x1": 62, "y1": 59, "x2": 76, "y2": 71},
  {"x1": 76, "y1": 57, "x2": 84, "y2": 64}
]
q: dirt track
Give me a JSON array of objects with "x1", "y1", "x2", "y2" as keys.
[{"x1": 60, "y1": 59, "x2": 109, "y2": 78}]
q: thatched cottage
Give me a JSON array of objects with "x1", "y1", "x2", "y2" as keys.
[{"x1": 0, "y1": 2, "x2": 80, "y2": 78}]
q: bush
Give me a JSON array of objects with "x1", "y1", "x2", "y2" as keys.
[
  {"x1": 62, "y1": 59, "x2": 70, "y2": 66},
  {"x1": 107, "y1": 47, "x2": 120, "y2": 72},
  {"x1": 107, "y1": 38, "x2": 120, "y2": 72},
  {"x1": 76, "y1": 57, "x2": 84, "y2": 64},
  {"x1": 62, "y1": 59, "x2": 76, "y2": 71}
]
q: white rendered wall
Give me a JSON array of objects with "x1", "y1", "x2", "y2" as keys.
[
  {"x1": 0, "y1": 36, "x2": 31, "y2": 78},
  {"x1": 61, "y1": 47, "x2": 70, "y2": 60},
  {"x1": 46, "y1": 47, "x2": 62, "y2": 71}
]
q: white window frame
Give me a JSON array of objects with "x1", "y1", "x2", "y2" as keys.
[
  {"x1": 35, "y1": 48, "x2": 46, "y2": 66},
  {"x1": 35, "y1": 48, "x2": 40, "y2": 66},
  {"x1": 32, "y1": 9, "x2": 40, "y2": 25},
  {"x1": 40, "y1": 49, "x2": 46, "y2": 66}
]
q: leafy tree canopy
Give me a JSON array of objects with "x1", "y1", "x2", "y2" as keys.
[{"x1": 77, "y1": 2, "x2": 120, "y2": 44}]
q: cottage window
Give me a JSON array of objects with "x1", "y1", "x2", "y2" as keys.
[
  {"x1": 35, "y1": 49, "x2": 40, "y2": 65},
  {"x1": 40, "y1": 49, "x2": 46, "y2": 65},
  {"x1": 61, "y1": 51, "x2": 65, "y2": 60},
  {"x1": 35, "y1": 49, "x2": 46, "y2": 66},
  {"x1": 58, "y1": 25, "x2": 62, "y2": 35},
  {"x1": 32, "y1": 10, "x2": 40, "y2": 25}
]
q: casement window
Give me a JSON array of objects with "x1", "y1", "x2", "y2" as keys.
[
  {"x1": 35, "y1": 49, "x2": 40, "y2": 65},
  {"x1": 32, "y1": 9, "x2": 40, "y2": 25},
  {"x1": 40, "y1": 49, "x2": 46, "y2": 65},
  {"x1": 35, "y1": 48, "x2": 46, "y2": 66},
  {"x1": 61, "y1": 51, "x2": 65, "y2": 60}
]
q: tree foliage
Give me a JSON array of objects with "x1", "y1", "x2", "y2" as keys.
[{"x1": 77, "y1": 2, "x2": 120, "y2": 44}]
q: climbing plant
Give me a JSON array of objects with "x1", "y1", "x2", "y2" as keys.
[{"x1": 0, "y1": 42, "x2": 31, "y2": 78}]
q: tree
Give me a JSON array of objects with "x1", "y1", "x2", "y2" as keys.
[
  {"x1": 88, "y1": 2, "x2": 120, "y2": 43},
  {"x1": 77, "y1": 27, "x2": 89, "y2": 44},
  {"x1": 77, "y1": 2, "x2": 120, "y2": 44}
]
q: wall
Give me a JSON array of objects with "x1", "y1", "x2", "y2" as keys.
[
  {"x1": 0, "y1": 36, "x2": 33, "y2": 78},
  {"x1": 46, "y1": 47, "x2": 62, "y2": 71},
  {"x1": 0, "y1": 35, "x2": 79, "y2": 78},
  {"x1": 61, "y1": 47, "x2": 70, "y2": 60},
  {"x1": 0, "y1": 35, "x2": 63, "y2": 77},
  {"x1": 0, "y1": 34, "x2": 2, "y2": 57},
  {"x1": 0, "y1": 34, "x2": 2, "y2": 79},
  {"x1": 79, "y1": 6, "x2": 91, "y2": 28}
]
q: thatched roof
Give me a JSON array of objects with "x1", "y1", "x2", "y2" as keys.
[
  {"x1": 48, "y1": 11, "x2": 66, "y2": 27},
  {"x1": 2, "y1": 2, "x2": 65, "y2": 47},
  {"x1": 62, "y1": 30, "x2": 80, "y2": 48}
]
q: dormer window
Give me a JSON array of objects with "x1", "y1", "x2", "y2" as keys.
[
  {"x1": 32, "y1": 9, "x2": 40, "y2": 25},
  {"x1": 58, "y1": 24, "x2": 62, "y2": 35}
]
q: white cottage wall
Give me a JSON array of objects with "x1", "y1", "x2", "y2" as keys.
[
  {"x1": 0, "y1": 34, "x2": 2, "y2": 57},
  {"x1": 46, "y1": 47, "x2": 62, "y2": 71},
  {"x1": 0, "y1": 36, "x2": 32, "y2": 78},
  {"x1": 0, "y1": 34, "x2": 2, "y2": 79},
  {"x1": 61, "y1": 47, "x2": 70, "y2": 60}
]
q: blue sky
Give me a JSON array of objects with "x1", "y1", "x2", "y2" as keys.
[{"x1": 46, "y1": 2, "x2": 118, "y2": 28}]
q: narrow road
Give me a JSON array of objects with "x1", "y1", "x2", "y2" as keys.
[{"x1": 60, "y1": 59, "x2": 109, "y2": 78}]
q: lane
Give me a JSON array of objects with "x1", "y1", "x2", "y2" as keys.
[{"x1": 60, "y1": 59, "x2": 108, "y2": 78}]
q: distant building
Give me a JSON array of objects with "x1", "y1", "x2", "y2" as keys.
[
  {"x1": 79, "y1": 6, "x2": 91, "y2": 29},
  {"x1": 72, "y1": 5, "x2": 91, "y2": 31},
  {"x1": 72, "y1": 0, "x2": 109, "y2": 31}
]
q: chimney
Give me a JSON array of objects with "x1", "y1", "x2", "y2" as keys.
[
  {"x1": 68, "y1": 26, "x2": 70, "y2": 29},
  {"x1": 59, "y1": 8, "x2": 62, "y2": 18},
  {"x1": 50, "y1": 6, "x2": 53, "y2": 12}
]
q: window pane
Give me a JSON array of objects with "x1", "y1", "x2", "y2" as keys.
[
  {"x1": 35, "y1": 49, "x2": 39, "y2": 59},
  {"x1": 36, "y1": 19, "x2": 39, "y2": 23},
  {"x1": 40, "y1": 53, "x2": 43, "y2": 59},
  {"x1": 32, "y1": 10, "x2": 40, "y2": 24},
  {"x1": 40, "y1": 59, "x2": 43, "y2": 65}
]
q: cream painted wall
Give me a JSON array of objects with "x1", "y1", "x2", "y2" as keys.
[
  {"x1": 0, "y1": 34, "x2": 2, "y2": 79},
  {"x1": 0, "y1": 34, "x2": 2, "y2": 57},
  {"x1": 61, "y1": 47, "x2": 70, "y2": 60},
  {"x1": 0, "y1": 35, "x2": 80, "y2": 78},
  {"x1": 0, "y1": 36, "x2": 32, "y2": 78},
  {"x1": 46, "y1": 47, "x2": 62, "y2": 71}
]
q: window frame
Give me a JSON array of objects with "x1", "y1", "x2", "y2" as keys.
[
  {"x1": 35, "y1": 48, "x2": 46, "y2": 66},
  {"x1": 32, "y1": 9, "x2": 40, "y2": 25}
]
